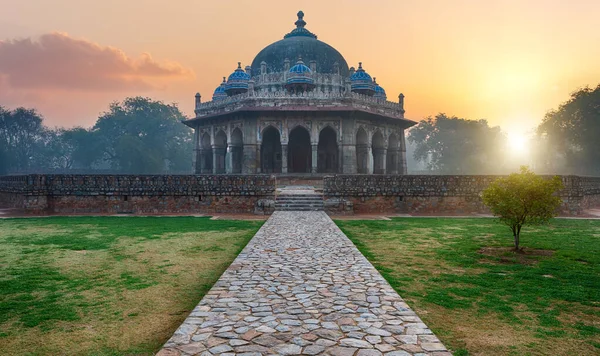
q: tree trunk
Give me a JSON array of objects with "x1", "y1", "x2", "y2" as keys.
[{"x1": 513, "y1": 233, "x2": 520, "y2": 251}]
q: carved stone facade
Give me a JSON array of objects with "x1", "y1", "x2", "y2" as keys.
[{"x1": 185, "y1": 12, "x2": 415, "y2": 175}]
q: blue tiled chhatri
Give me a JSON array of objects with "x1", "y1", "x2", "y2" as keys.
[
  {"x1": 225, "y1": 62, "x2": 250, "y2": 95},
  {"x1": 212, "y1": 77, "x2": 228, "y2": 101},
  {"x1": 373, "y1": 77, "x2": 387, "y2": 100},
  {"x1": 286, "y1": 58, "x2": 314, "y2": 85},
  {"x1": 350, "y1": 62, "x2": 375, "y2": 94}
]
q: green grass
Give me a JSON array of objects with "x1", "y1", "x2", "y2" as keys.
[
  {"x1": 0, "y1": 216, "x2": 263, "y2": 355},
  {"x1": 336, "y1": 218, "x2": 600, "y2": 356}
]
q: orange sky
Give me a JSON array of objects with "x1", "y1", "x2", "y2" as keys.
[{"x1": 1, "y1": 0, "x2": 599, "y2": 135}]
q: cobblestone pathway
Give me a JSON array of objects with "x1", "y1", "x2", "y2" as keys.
[{"x1": 158, "y1": 211, "x2": 450, "y2": 356}]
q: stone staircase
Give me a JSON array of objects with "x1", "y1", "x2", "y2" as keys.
[{"x1": 275, "y1": 186, "x2": 324, "y2": 211}]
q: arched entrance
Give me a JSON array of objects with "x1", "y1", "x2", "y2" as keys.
[
  {"x1": 261, "y1": 126, "x2": 282, "y2": 173},
  {"x1": 230, "y1": 128, "x2": 243, "y2": 174},
  {"x1": 214, "y1": 130, "x2": 227, "y2": 174},
  {"x1": 288, "y1": 126, "x2": 312, "y2": 173},
  {"x1": 200, "y1": 132, "x2": 212, "y2": 173},
  {"x1": 372, "y1": 130, "x2": 385, "y2": 174},
  {"x1": 318, "y1": 126, "x2": 338, "y2": 173},
  {"x1": 356, "y1": 127, "x2": 369, "y2": 174}
]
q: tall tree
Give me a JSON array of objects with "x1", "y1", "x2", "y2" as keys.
[
  {"x1": 408, "y1": 113, "x2": 506, "y2": 174},
  {"x1": 92, "y1": 97, "x2": 193, "y2": 174},
  {"x1": 538, "y1": 85, "x2": 600, "y2": 175},
  {"x1": 0, "y1": 106, "x2": 46, "y2": 173}
]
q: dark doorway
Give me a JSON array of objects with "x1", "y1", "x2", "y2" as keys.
[
  {"x1": 261, "y1": 126, "x2": 282, "y2": 173},
  {"x1": 318, "y1": 126, "x2": 338, "y2": 173},
  {"x1": 288, "y1": 126, "x2": 312, "y2": 173}
]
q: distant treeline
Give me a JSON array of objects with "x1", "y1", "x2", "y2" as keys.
[
  {"x1": 407, "y1": 85, "x2": 600, "y2": 176},
  {"x1": 1, "y1": 85, "x2": 599, "y2": 176},
  {"x1": 0, "y1": 97, "x2": 193, "y2": 175}
]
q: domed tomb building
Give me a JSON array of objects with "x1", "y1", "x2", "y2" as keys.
[{"x1": 185, "y1": 11, "x2": 415, "y2": 174}]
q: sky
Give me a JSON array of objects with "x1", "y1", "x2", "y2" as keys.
[{"x1": 1, "y1": 0, "x2": 599, "y2": 137}]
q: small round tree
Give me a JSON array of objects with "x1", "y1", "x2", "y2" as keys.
[{"x1": 482, "y1": 166, "x2": 564, "y2": 251}]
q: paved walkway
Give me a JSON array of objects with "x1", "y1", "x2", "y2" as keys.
[{"x1": 158, "y1": 211, "x2": 450, "y2": 356}]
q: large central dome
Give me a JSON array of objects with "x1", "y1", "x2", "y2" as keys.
[{"x1": 251, "y1": 11, "x2": 350, "y2": 76}]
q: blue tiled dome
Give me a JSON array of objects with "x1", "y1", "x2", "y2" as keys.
[
  {"x1": 287, "y1": 59, "x2": 314, "y2": 85},
  {"x1": 212, "y1": 77, "x2": 228, "y2": 101},
  {"x1": 225, "y1": 62, "x2": 250, "y2": 95},
  {"x1": 373, "y1": 77, "x2": 387, "y2": 100},
  {"x1": 350, "y1": 62, "x2": 375, "y2": 94}
]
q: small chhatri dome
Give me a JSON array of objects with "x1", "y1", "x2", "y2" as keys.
[
  {"x1": 350, "y1": 62, "x2": 375, "y2": 96},
  {"x1": 212, "y1": 77, "x2": 228, "y2": 101},
  {"x1": 286, "y1": 58, "x2": 315, "y2": 92},
  {"x1": 373, "y1": 77, "x2": 387, "y2": 100},
  {"x1": 225, "y1": 62, "x2": 251, "y2": 95}
]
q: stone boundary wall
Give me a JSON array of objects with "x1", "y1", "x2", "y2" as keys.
[
  {"x1": 2, "y1": 174, "x2": 599, "y2": 216},
  {"x1": 323, "y1": 175, "x2": 600, "y2": 215},
  {"x1": 0, "y1": 174, "x2": 276, "y2": 215}
]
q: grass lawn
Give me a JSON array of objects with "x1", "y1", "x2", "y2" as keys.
[
  {"x1": 336, "y1": 218, "x2": 600, "y2": 356},
  {"x1": 0, "y1": 216, "x2": 263, "y2": 356}
]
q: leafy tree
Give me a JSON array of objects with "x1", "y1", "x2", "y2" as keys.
[
  {"x1": 0, "y1": 106, "x2": 46, "y2": 173},
  {"x1": 538, "y1": 85, "x2": 600, "y2": 175},
  {"x1": 481, "y1": 166, "x2": 563, "y2": 251},
  {"x1": 408, "y1": 113, "x2": 506, "y2": 174},
  {"x1": 92, "y1": 97, "x2": 193, "y2": 173}
]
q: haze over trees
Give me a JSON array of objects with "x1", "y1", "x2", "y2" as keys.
[
  {"x1": 408, "y1": 113, "x2": 505, "y2": 174},
  {"x1": 537, "y1": 85, "x2": 600, "y2": 176},
  {"x1": 0, "y1": 97, "x2": 193, "y2": 175}
]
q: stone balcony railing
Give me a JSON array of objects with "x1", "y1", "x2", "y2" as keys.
[{"x1": 194, "y1": 90, "x2": 406, "y2": 120}]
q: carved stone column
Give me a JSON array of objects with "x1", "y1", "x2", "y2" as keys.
[
  {"x1": 367, "y1": 146, "x2": 374, "y2": 174},
  {"x1": 380, "y1": 148, "x2": 387, "y2": 174},
  {"x1": 212, "y1": 147, "x2": 219, "y2": 174},
  {"x1": 195, "y1": 149, "x2": 203, "y2": 174},
  {"x1": 225, "y1": 145, "x2": 233, "y2": 174},
  {"x1": 311, "y1": 144, "x2": 318, "y2": 173},
  {"x1": 281, "y1": 144, "x2": 288, "y2": 174}
]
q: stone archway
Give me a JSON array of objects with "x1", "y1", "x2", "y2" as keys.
[
  {"x1": 230, "y1": 128, "x2": 243, "y2": 174},
  {"x1": 318, "y1": 126, "x2": 338, "y2": 173},
  {"x1": 356, "y1": 127, "x2": 369, "y2": 174},
  {"x1": 372, "y1": 130, "x2": 385, "y2": 174},
  {"x1": 213, "y1": 130, "x2": 227, "y2": 174},
  {"x1": 288, "y1": 126, "x2": 312, "y2": 173},
  {"x1": 261, "y1": 126, "x2": 282, "y2": 173},
  {"x1": 200, "y1": 132, "x2": 212, "y2": 173},
  {"x1": 387, "y1": 133, "x2": 399, "y2": 174}
]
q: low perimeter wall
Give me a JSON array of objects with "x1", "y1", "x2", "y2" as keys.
[
  {"x1": 323, "y1": 175, "x2": 600, "y2": 216},
  {"x1": 1, "y1": 174, "x2": 599, "y2": 216},
  {"x1": 0, "y1": 175, "x2": 276, "y2": 215}
]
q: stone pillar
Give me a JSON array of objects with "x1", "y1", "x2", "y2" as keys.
[
  {"x1": 226, "y1": 145, "x2": 233, "y2": 174},
  {"x1": 381, "y1": 148, "x2": 387, "y2": 174},
  {"x1": 195, "y1": 149, "x2": 203, "y2": 174},
  {"x1": 212, "y1": 147, "x2": 219, "y2": 174},
  {"x1": 367, "y1": 146, "x2": 374, "y2": 174},
  {"x1": 342, "y1": 144, "x2": 356, "y2": 173},
  {"x1": 311, "y1": 144, "x2": 318, "y2": 173},
  {"x1": 281, "y1": 144, "x2": 288, "y2": 174},
  {"x1": 400, "y1": 132, "x2": 408, "y2": 175},
  {"x1": 243, "y1": 144, "x2": 258, "y2": 174}
]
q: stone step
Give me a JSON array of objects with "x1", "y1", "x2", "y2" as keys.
[
  {"x1": 275, "y1": 204, "x2": 324, "y2": 209},
  {"x1": 275, "y1": 198, "x2": 323, "y2": 203}
]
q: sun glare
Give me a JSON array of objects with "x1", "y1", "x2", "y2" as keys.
[{"x1": 507, "y1": 132, "x2": 530, "y2": 155}]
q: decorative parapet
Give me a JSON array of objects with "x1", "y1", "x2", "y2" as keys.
[{"x1": 193, "y1": 90, "x2": 406, "y2": 120}]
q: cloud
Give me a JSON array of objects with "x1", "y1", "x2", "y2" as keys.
[{"x1": 0, "y1": 32, "x2": 194, "y2": 92}]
